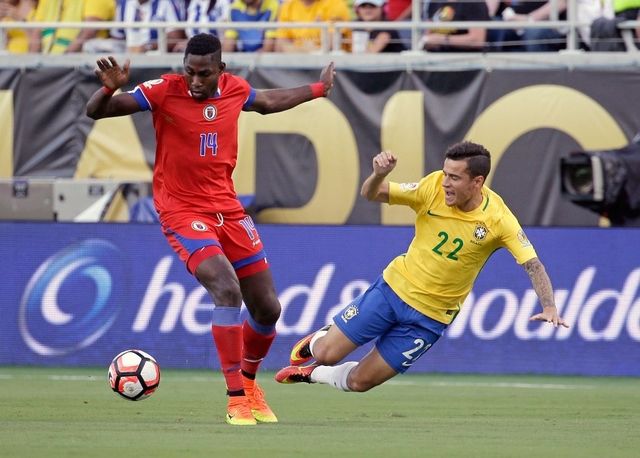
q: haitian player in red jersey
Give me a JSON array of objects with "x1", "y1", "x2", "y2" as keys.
[{"x1": 86, "y1": 33, "x2": 336, "y2": 426}]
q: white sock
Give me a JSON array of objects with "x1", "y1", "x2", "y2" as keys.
[
  {"x1": 310, "y1": 361, "x2": 358, "y2": 391},
  {"x1": 308, "y1": 327, "x2": 330, "y2": 357}
]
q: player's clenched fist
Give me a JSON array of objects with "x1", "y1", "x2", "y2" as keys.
[{"x1": 373, "y1": 151, "x2": 397, "y2": 176}]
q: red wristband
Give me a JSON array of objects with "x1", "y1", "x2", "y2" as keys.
[
  {"x1": 310, "y1": 82, "x2": 325, "y2": 99},
  {"x1": 102, "y1": 86, "x2": 115, "y2": 96}
]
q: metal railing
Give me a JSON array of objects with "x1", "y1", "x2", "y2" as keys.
[
  {"x1": 0, "y1": 1, "x2": 638, "y2": 70},
  {"x1": 0, "y1": 0, "x2": 634, "y2": 54},
  {"x1": 618, "y1": 21, "x2": 640, "y2": 53},
  {"x1": 0, "y1": 19, "x2": 615, "y2": 55},
  {"x1": 0, "y1": 18, "x2": 593, "y2": 53}
]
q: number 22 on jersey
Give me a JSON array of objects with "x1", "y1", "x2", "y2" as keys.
[{"x1": 432, "y1": 230, "x2": 464, "y2": 260}]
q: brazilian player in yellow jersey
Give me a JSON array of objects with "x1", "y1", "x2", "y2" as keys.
[{"x1": 276, "y1": 141, "x2": 568, "y2": 393}]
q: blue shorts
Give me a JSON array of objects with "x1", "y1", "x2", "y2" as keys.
[{"x1": 333, "y1": 276, "x2": 447, "y2": 373}]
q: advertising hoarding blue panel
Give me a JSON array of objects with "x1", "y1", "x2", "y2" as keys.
[{"x1": 1, "y1": 223, "x2": 638, "y2": 376}]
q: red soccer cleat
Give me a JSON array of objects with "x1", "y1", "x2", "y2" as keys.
[
  {"x1": 289, "y1": 324, "x2": 331, "y2": 366},
  {"x1": 274, "y1": 364, "x2": 318, "y2": 384}
]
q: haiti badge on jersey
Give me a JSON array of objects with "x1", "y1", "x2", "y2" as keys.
[
  {"x1": 517, "y1": 229, "x2": 532, "y2": 247},
  {"x1": 340, "y1": 304, "x2": 359, "y2": 323},
  {"x1": 473, "y1": 222, "x2": 488, "y2": 241},
  {"x1": 203, "y1": 104, "x2": 217, "y2": 121},
  {"x1": 191, "y1": 220, "x2": 208, "y2": 232}
]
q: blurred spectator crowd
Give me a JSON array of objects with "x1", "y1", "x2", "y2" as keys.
[{"x1": 0, "y1": 0, "x2": 638, "y2": 54}]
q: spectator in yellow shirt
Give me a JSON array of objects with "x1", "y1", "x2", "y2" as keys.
[
  {"x1": 0, "y1": 0, "x2": 35, "y2": 53},
  {"x1": 29, "y1": 0, "x2": 116, "y2": 53},
  {"x1": 275, "y1": 0, "x2": 350, "y2": 52}
]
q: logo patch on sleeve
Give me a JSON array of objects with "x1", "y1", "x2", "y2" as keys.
[
  {"x1": 400, "y1": 183, "x2": 418, "y2": 192},
  {"x1": 142, "y1": 79, "x2": 164, "y2": 89},
  {"x1": 517, "y1": 229, "x2": 532, "y2": 247}
]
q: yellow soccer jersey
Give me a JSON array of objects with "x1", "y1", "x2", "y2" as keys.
[
  {"x1": 276, "y1": 0, "x2": 350, "y2": 48},
  {"x1": 35, "y1": 0, "x2": 115, "y2": 53},
  {"x1": 383, "y1": 171, "x2": 537, "y2": 325},
  {"x1": 4, "y1": 21, "x2": 29, "y2": 53}
]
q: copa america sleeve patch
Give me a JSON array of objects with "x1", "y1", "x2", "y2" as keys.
[
  {"x1": 517, "y1": 229, "x2": 532, "y2": 247},
  {"x1": 399, "y1": 183, "x2": 419, "y2": 192}
]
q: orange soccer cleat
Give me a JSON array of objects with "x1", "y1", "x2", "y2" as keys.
[
  {"x1": 274, "y1": 364, "x2": 318, "y2": 384},
  {"x1": 226, "y1": 395, "x2": 257, "y2": 426},
  {"x1": 243, "y1": 379, "x2": 278, "y2": 423},
  {"x1": 289, "y1": 324, "x2": 331, "y2": 366}
]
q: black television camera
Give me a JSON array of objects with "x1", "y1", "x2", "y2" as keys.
[{"x1": 560, "y1": 136, "x2": 640, "y2": 226}]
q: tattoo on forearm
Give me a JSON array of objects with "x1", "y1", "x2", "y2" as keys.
[{"x1": 523, "y1": 258, "x2": 555, "y2": 309}]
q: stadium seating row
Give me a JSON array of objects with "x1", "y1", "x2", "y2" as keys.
[{"x1": 1, "y1": 0, "x2": 639, "y2": 54}]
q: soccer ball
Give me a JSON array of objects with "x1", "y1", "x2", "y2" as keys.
[{"x1": 108, "y1": 349, "x2": 160, "y2": 401}]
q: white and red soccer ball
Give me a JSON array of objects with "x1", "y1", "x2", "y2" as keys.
[{"x1": 108, "y1": 349, "x2": 160, "y2": 401}]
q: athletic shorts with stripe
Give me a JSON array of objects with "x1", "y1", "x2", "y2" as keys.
[{"x1": 160, "y1": 211, "x2": 269, "y2": 278}]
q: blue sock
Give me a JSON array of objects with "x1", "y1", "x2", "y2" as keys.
[
  {"x1": 246, "y1": 313, "x2": 275, "y2": 335},
  {"x1": 212, "y1": 306, "x2": 241, "y2": 326}
]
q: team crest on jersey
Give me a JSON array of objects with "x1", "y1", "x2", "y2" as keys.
[
  {"x1": 473, "y1": 222, "x2": 488, "y2": 241},
  {"x1": 517, "y1": 229, "x2": 532, "y2": 247},
  {"x1": 340, "y1": 305, "x2": 359, "y2": 323},
  {"x1": 203, "y1": 104, "x2": 217, "y2": 121},
  {"x1": 191, "y1": 220, "x2": 208, "y2": 232},
  {"x1": 400, "y1": 183, "x2": 418, "y2": 192}
]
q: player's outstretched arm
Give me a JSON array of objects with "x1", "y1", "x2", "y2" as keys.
[
  {"x1": 86, "y1": 56, "x2": 142, "y2": 120},
  {"x1": 524, "y1": 257, "x2": 569, "y2": 328},
  {"x1": 248, "y1": 62, "x2": 336, "y2": 115},
  {"x1": 361, "y1": 151, "x2": 397, "y2": 203}
]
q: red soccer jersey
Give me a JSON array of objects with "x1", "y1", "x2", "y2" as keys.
[{"x1": 132, "y1": 73, "x2": 255, "y2": 216}]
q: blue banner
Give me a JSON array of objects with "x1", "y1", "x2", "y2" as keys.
[{"x1": 1, "y1": 223, "x2": 639, "y2": 376}]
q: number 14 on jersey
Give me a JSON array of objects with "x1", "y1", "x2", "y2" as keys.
[{"x1": 199, "y1": 132, "x2": 218, "y2": 156}]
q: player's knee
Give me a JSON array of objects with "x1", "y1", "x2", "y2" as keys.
[
  {"x1": 263, "y1": 307, "x2": 281, "y2": 325},
  {"x1": 199, "y1": 275, "x2": 242, "y2": 305},
  {"x1": 196, "y1": 264, "x2": 242, "y2": 304},
  {"x1": 261, "y1": 296, "x2": 282, "y2": 322},
  {"x1": 214, "y1": 284, "x2": 243, "y2": 305},
  {"x1": 250, "y1": 303, "x2": 281, "y2": 326},
  {"x1": 312, "y1": 344, "x2": 342, "y2": 366},
  {"x1": 246, "y1": 292, "x2": 281, "y2": 324}
]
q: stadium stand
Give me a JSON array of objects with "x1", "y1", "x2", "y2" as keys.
[{"x1": 1, "y1": 0, "x2": 639, "y2": 55}]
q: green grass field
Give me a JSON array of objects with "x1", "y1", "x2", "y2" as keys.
[{"x1": 1, "y1": 367, "x2": 638, "y2": 458}]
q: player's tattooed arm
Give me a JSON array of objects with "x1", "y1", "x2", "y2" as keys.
[
  {"x1": 524, "y1": 257, "x2": 554, "y2": 308},
  {"x1": 524, "y1": 257, "x2": 569, "y2": 328}
]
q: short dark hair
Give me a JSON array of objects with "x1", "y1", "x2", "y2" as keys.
[
  {"x1": 184, "y1": 33, "x2": 221, "y2": 58},
  {"x1": 444, "y1": 141, "x2": 491, "y2": 179}
]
